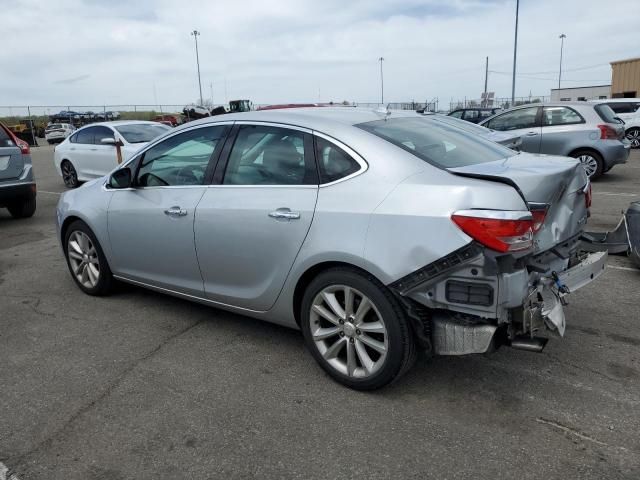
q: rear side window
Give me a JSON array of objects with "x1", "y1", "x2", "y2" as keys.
[
  {"x1": 75, "y1": 127, "x2": 95, "y2": 144},
  {"x1": 594, "y1": 104, "x2": 621, "y2": 124},
  {"x1": 357, "y1": 117, "x2": 513, "y2": 169},
  {"x1": 463, "y1": 110, "x2": 479, "y2": 121},
  {"x1": 315, "y1": 137, "x2": 361, "y2": 183},
  {"x1": 542, "y1": 107, "x2": 584, "y2": 126},
  {"x1": 449, "y1": 110, "x2": 463, "y2": 119}
]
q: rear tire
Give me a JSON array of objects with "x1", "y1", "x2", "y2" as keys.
[
  {"x1": 61, "y1": 160, "x2": 80, "y2": 188},
  {"x1": 8, "y1": 197, "x2": 36, "y2": 219},
  {"x1": 300, "y1": 267, "x2": 416, "y2": 390},
  {"x1": 571, "y1": 150, "x2": 603, "y2": 179},
  {"x1": 626, "y1": 128, "x2": 640, "y2": 149},
  {"x1": 63, "y1": 220, "x2": 113, "y2": 296}
]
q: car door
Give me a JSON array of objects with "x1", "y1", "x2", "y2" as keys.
[
  {"x1": 107, "y1": 124, "x2": 230, "y2": 295},
  {"x1": 69, "y1": 126, "x2": 96, "y2": 178},
  {"x1": 482, "y1": 106, "x2": 541, "y2": 152},
  {"x1": 194, "y1": 123, "x2": 318, "y2": 311},
  {"x1": 539, "y1": 106, "x2": 585, "y2": 155},
  {"x1": 82, "y1": 125, "x2": 120, "y2": 178}
]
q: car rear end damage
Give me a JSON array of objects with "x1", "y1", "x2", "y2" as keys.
[{"x1": 388, "y1": 154, "x2": 606, "y2": 356}]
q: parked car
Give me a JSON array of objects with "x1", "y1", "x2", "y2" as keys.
[
  {"x1": 54, "y1": 121, "x2": 171, "y2": 188},
  {"x1": 56, "y1": 108, "x2": 606, "y2": 390},
  {"x1": 479, "y1": 103, "x2": 630, "y2": 178},
  {"x1": 421, "y1": 112, "x2": 522, "y2": 150},
  {"x1": 152, "y1": 114, "x2": 181, "y2": 126},
  {"x1": 45, "y1": 123, "x2": 75, "y2": 144},
  {"x1": 448, "y1": 107, "x2": 502, "y2": 124},
  {"x1": 590, "y1": 99, "x2": 640, "y2": 148},
  {"x1": 0, "y1": 122, "x2": 36, "y2": 218}
]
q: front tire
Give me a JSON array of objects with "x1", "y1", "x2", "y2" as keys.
[
  {"x1": 627, "y1": 128, "x2": 640, "y2": 148},
  {"x1": 571, "y1": 150, "x2": 603, "y2": 179},
  {"x1": 61, "y1": 160, "x2": 80, "y2": 188},
  {"x1": 8, "y1": 197, "x2": 36, "y2": 218},
  {"x1": 63, "y1": 220, "x2": 113, "y2": 296},
  {"x1": 300, "y1": 268, "x2": 416, "y2": 390}
]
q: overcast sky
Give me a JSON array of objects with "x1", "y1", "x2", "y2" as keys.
[{"x1": 1, "y1": 0, "x2": 637, "y2": 109}]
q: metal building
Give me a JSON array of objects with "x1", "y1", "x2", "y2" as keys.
[
  {"x1": 611, "y1": 57, "x2": 640, "y2": 98},
  {"x1": 550, "y1": 85, "x2": 611, "y2": 102}
]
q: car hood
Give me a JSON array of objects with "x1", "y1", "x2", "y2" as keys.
[{"x1": 448, "y1": 153, "x2": 589, "y2": 252}]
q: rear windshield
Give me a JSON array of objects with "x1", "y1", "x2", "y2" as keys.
[
  {"x1": 594, "y1": 104, "x2": 622, "y2": 124},
  {"x1": 47, "y1": 124, "x2": 62, "y2": 129},
  {"x1": 114, "y1": 124, "x2": 171, "y2": 144},
  {"x1": 0, "y1": 124, "x2": 13, "y2": 146},
  {"x1": 357, "y1": 117, "x2": 513, "y2": 168}
]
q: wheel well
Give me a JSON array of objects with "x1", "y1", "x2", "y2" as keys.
[
  {"x1": 568, "y1": 147, "x2": 602, "y2": 160},
  {"x1": 626, "y1": 126, "x2": 640, "y2": 132},
  {"x1": 292, "y1": 261, "x2": 380, "y2": 326},
  {"x1": 60, "y1": 215, "x2": 83, "y2": 244}
]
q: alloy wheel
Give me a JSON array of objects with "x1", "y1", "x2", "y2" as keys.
[
  {"x1": 577, "y1": 154, "x2": 598, "y2": 178},
  {"x1": 309, "y1": 285, "x2": 388, "y2": 378},
  {"x1": 62, "y1": 161, "x2": 78, "y2": 188},
  {"x1": 627, "y1": 129, "x2": 640, "y2": 148},
  {"x1": 67, "y1": 231, "x2": 100, "y2": 289}
]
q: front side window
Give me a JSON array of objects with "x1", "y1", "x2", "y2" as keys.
[
  {"x1": 357, "y1": 117, "x2": 513, "y2": 169},
  {"x1": 484, "y1": 107, "x2": 539, "y2": 131},
  {"x1": 75, "y1": 127, "x2": 95, "y2": 144},
  {"x1": 223, "y1": 125, "x2": 316, "y2": 185},
  {"x1": 315, "y1": 137, "x2": 361, "y2": 183},
  {"x1": 542, "y1": 107, "x2": 584, "y2": 126},
  {"x1": 608, "y1": 103, "x2": 632, "y2": 114},
  {"x1": 92, "y1": 126, "x2": 115, "y2": 144},
  {"x1": 136, "y1": 126, "x2": 227, "y2": 187}
]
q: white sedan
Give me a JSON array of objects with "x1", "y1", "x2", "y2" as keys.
[{"x1": 54, "y1": 121, "x2": 171, "y2": 188}]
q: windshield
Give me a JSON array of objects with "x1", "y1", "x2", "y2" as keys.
[
  {"x1": 429, "y1": 114, "x2": 492, "y2": 134},
  {"x1": 115, "y1": 124, "x2": 171, "y2": 144},
  {"x1": 357, "y1": 117, "x2": 514, "y2": 168}
]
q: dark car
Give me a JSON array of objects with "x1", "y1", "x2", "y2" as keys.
[
  {"x1": 0, "y1": 122, "x2": 36, "y2": 218},
  {"x1": 448, "y1": 107, "x2": 503, "y2": 124}
]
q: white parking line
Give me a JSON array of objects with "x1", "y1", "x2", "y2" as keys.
[
  {"x1": 0, "y1": 461, "x2": 21, "y2": 480},
  {"x1": 38, "y1": 190, "x2": 62, "y2": 195},
  {"x1": 593, "y1": 192, "x2": 638, "y2": 197},
  {"x1": 608, "y1": 265, "x2": 638, "y2": 272}
]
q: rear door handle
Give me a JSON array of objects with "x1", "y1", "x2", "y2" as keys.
[
  {"x1": 525, "y1": 131, "x2": 539, "y2": 136},
  {"x1": 164, "y1": 206, "x2": 188, "y2": 217},
  {"x1": 269, "y1": 208, "x2": 300, "y2": 220}
]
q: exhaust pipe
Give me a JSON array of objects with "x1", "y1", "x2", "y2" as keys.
[{"x1": 509, "y1": 336, "x2": 548, "y2": 353}]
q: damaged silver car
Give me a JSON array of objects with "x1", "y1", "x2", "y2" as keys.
[{"x1": 56, "y1": 108, "x2": 606, "y2": 390}]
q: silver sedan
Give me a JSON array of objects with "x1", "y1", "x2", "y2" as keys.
[{"x1": 56, "y1": 108, "x2": 606, "y2": 389}]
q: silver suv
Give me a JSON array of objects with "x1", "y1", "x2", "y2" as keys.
[
  {"x1": 480, "y1": 102, "x2": 630, "y2": 178},
  {"x1": 0, "y1": 122, "x2": 36, "y2": 218}
]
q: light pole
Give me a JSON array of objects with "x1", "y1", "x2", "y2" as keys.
[
  {"x1": 511, "y1": 0, "x2": 519, "y2": 106},
  {"x1": 191, "y1": 30, "x2": 203, "y2": 106},
  {"x1": 558, "y1": 34, "x2": 566, "y2": 89},
  {"x1": 379, "y1": 57, "x2": 385, "y2": 105}
]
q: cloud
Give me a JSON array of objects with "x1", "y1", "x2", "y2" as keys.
[{"x1": 0, "y1": 0, "x2": 636, "y2": 112}]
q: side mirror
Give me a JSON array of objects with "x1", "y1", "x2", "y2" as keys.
[
  {"x1": 109, "y1": 168, "x2": 132, "y2": 189},
  {"x1": 101, "y1": 137, "x2": 124, "y2": 146}
]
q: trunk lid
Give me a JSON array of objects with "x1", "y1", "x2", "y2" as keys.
[{"x1": 448, "y1": 153, "x2": 589, "y2": 252}]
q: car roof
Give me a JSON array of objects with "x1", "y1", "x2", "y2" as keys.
[
  {"x1": 589, "y1": 98, "x2": 640, "y2": 103},
  {"x1": 75, "y1": 120, "x2": 160, "y2": 130},
  {"x1": 177, "y1": 107, "x2": 419, "y2": 132}
]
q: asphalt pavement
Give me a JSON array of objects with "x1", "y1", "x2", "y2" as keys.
[{"x1": 1, "y1": 142, "x2": 639, "y2": 480}]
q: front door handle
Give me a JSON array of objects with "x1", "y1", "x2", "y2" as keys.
[
  {"x1": 164, "y1": 206, "x2": 188, "y2": 217},
  {"x1": 269, "y1": 208, "x2": 300, "y2": 220},
  {"x1": 525, "y1": 131, "x2": 539, "y2": 137}
]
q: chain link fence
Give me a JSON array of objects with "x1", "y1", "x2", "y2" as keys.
[{"x1": 448, "y1": 96, "x2": 550, "y2": 111}]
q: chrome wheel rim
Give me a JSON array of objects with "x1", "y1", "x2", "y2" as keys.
[
  {"x1": 577, "y1": 154, "x2": 598, "y2": 177},
  {"x1": 310, "y1": 285, "x2": 388, "y2": 378},
  {"x1": 67, "y1": 231, "x2": 100, "y2": 288},
  {"x1": 62, "y1": 162, "x2": 77, "y2": 187},
  {"x1": 627, "y1": 129, "x2": 640, "y2": 148}
]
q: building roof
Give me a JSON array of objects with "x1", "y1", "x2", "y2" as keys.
[
  {"x1": 550, "y1": 84, "x2": 610, "y2": 91},
  {"x1": 611, "y1": 57, "x2": 640, "y2": 65}
]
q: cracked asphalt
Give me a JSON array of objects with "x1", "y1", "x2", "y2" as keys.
[{"x1": 1, "y1": 142, "x2": 639, "y2": 480}]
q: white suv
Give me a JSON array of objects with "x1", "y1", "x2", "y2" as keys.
[
  {"x1": 590, "y1": 99, "x2": 640, "y2": 148},
  {"x1": 45, "y1": 123, "x2": 75, "y2": 144}
]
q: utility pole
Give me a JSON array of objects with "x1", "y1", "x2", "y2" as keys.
[
  {"x1": 191, "y1": 30, "x2": 203, "y2": 106},
  {"x1": 483, "y1": 56, "x2": 489, "y2": 107},
  {"x1": 558, "y1": 34, "x2": 566, "y2": 89},
  {"x1": 210, "y1": 82, "x2": 214, "y2": 105},
  {"x1": 379, "y1": 57, "x2": 385, "y2": 105},
  {"x1": 511, "y1": 0, "x2": 519, "y2": 106}
]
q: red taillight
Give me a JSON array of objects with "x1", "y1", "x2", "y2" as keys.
[
  {"x1": 530, "y1": 209, "x2": 547, "y2": 233},
  {"x1": 16, "y1": 138, "x2": 30, "y2": 155},
  {"x1": 597, "y1": 124, "x2": 618, "y2": 139},
  {"x1": 452, "y1": 210, "x2": 533, "y2": 253}
]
